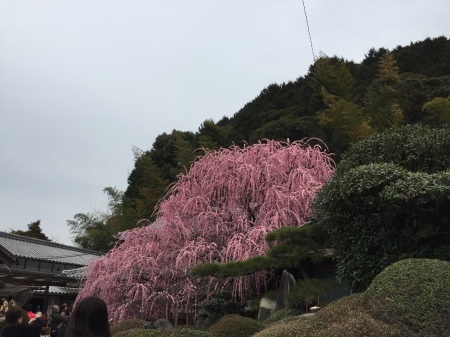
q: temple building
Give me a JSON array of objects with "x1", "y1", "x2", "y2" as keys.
[{"x1": 0, "y1": 232, "x2": 101, "y2": 312}]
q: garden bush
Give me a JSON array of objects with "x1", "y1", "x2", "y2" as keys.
[
  {"x1": 110, "y1": 319, "x2": 146, "y2": 335},
  {"x1": 252, "y1": 294, "x2": 401, "y2": 337},
  {"x1": 263, "y1": 308, "x2": 303, "y2": 325},
  {"x1": 113, "y1": 327, "x2": 213, "y2": 337},
  {"x1": 207, "y1": 314, "x2": 263, "y2": 337},
  {"x1": 251, "y1": 258, "x2": 450, "y2": 336},
  {"x1": 313, "y1": 124, "x2": 450, "y2": 291},
  {"x1": 197, "y1": 291, "x2": 247, "y2": 328},
  {"x1": 364, "y1": 258, "x2": 450, "y2": 337}
]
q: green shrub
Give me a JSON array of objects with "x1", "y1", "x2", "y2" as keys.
[
  {"x1": 252, "y1": 258, "x2": 450, "y2": 336},
  {"x1": 263, "y1": 308, "x2": 303, "y2": 324},
  {"x1": 197, "y1": 291, "x2": 247, "y2": 328},
  {"x1": 207, "y1": 314, "x2": 263, "y2": 337},
  {"x1": 313, "y1": 124, "x2": 450, "y2": 291},
  {"x1": 110, "y1": 319, "x2": 146, "y2": 335},
  {"x1": 364, "y1": 258, "x2": 450, "y2": 337},
  {"x1": 253, "y1": 294, "x2": 401, "y2": 337},
  {"x1": 285, "y1": 279, "x2": 336, "y2": 311},
  {"x1": 113, "y1": 327, "x2": 213, "y2": 337}
]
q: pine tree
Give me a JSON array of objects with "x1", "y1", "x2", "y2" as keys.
[
  {"x1": 376, "y1": 52, "x2": 400, "y2": 84},
  {"x1": 366, "y1": 52, "x2": 404, "y2": 131},
  {"x1": 11, "y1": 220, "x2": 51, "y2": 241}
]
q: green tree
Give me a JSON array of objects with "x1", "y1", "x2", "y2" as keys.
[
  {"x1": 351, "y1": 47, "x2": 389, "y2": 97},
  {"x1": 68, "y1": 196, "x2": 105, "y2": 251},
  {"x1": 10, "y1": 220, "x2": 51, "y2": 241},
  {"x1": 308, "y1": 54, "x2": 358, "y2": 111},
  {"x1": 197, "y1": 119, "x2": 241, "y2": 150},
  {"x1": 318, "y1": 88, "x2": 373, "y2": 155},
  {"x1": 365, "y1": 52, "x2": 405, "y2": 131},
  {"x1": 125, "y1": 131, "x2": 198, "y2": 222},
  {"x1": 422, "y1": 96, "x2": 450, "y2": 126},
  {"x1": 190, "y1": 222, "x2": 336, "y2": 311},
  {"x1": 250, "y1": 114, "x2": 325, "y2": 144},
  {"x1": 313, "y1": 125, "x2": 450, "y2": 291},
  {"x1": 67, "y1": 187, "x2": 139, "y2": 252},
  {"x1": 67, "y1": 211, "x2": 111, "y2": 252},
  {"x1": 376, "y1": 52, "x2": 400, "y2": 84},
  {"x1": 148, "y1": 132, "x2": 180, "y2": 181},
  {"x1": 393, "y1": 36, "x2": 450, "y2": 77},
  {"x1": 395, "y1": 74, "x2": 450, "y2": 123},
  {"x1": 125, "y1": 148, "x2": 169, "y2": 222},
  {"x1": 190, "y1": 222, "x2": 329, "y2": 281},
  {"x1": 149, "y1": 130, "x2": 197, "y2": 181}
]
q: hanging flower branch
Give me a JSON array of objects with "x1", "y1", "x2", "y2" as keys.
[{"x1": 77, "y1": 139, "x2": 335, "y2": 321}]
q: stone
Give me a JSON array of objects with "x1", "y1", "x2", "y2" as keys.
[
  {"x1": 143, "y1": 322, "x2": 156, "y2": 329},
  {"x1": 144, "y1": 318, "x2": 173, "y2": 329},
  {"x1": 153, "y1": 318, "x2": 173, "y2": 329},
  {"x1": 257, "y1": 297, "x2": 276, "y2": 321},
  {"x1": 274, "y1": 270, "x2": 296, "y2": 312}
]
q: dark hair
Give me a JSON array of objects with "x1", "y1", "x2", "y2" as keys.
[
  {"x1": 5, "y1": 306, "x2": 24, "y2": 324},
  {"x1": 65, "y1": 296, "x2": 111, "y2": 337},
  {"x1": 24, "y1": 303, "x2": 33, "y2": 312}
]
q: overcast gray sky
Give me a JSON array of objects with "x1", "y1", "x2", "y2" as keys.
[{"x1": 1, "y1": 0, "x2": 449, "y2": 246}]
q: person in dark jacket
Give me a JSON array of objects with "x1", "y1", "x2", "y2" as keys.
[
  {"x1": 59, "y1": 309, "x2": 70, "y2": 337},
  {"x1": 2, "y1": 306, "x2": 42, "y2": 337},
  {"x1": 49, "y1": 305, "x2": 63, "y2": 337}
]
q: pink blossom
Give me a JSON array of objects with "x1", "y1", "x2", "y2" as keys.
[{"x1": 77, "y1": 139, "x2": 335, "y2": 321}]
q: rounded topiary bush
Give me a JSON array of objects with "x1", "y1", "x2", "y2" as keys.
[
  {"x1": 364, "y1": 258, "x2": 450, "y2": 337},
  {"x1": 113, "y1": 327, "x2": 213, "y2": 337},
  {"x1": 110, "y1": 319, "x2": 146, "y2": 335},
  {"x1": 263, "y1": 308, "x2": 303, "y2": 324},
  {"x1": 207, "y1": 314, "x2": 263, "y2": 337}
]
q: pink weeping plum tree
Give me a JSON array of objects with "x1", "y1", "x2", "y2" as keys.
[{"x1": 77, "y1": 139, "x2": 335, "y2": 321}]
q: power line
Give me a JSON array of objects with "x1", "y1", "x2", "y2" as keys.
[{"x1": 302, "y1": 0, "x2": 316, "y2": 61}]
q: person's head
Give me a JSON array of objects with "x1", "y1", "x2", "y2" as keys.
[
  {"x1": 52, "y1": 305, "x2": 60, "y2": 313},
  {"x1": 24, "y1": 303, "x2": 33, "y2": 312},
  {"x1": 65, "y1": 296, "x2": 111, "y2": 337},
  {"x1": 5, "y1": 306, "x2": 24, "y2": 324}
]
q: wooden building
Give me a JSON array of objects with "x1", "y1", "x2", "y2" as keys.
[{"x1": 0, "y1": 232, "x2": 101, "y2": 312}]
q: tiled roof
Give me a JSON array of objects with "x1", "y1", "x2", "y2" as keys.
[
  {"x1": 0, "y1": 232, "x2": 102, "y2": 266},
  {"x1": 33, "y1": 286, "x2": 79, "y2": 295},
  {"x1": 61, "y1": 266, "x2": 88, "y2": 279}
]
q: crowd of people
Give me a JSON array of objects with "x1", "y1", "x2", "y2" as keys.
[{"x1": 0, "y1": 295, "x2": 111, "y2": 337}]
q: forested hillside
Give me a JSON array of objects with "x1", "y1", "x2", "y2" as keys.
[{"x1": 68, "y1": 36, "x2": 450, "y2": 251}]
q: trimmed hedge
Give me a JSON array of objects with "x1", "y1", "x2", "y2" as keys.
[
  {"x1": 364, "y1": 258, "x2": 450, "y2": 337},
  {"x1": 110, "y1": 319, "x2": 146, "y2": 335},
  {"x1": 263, "y1": 308, "x2": 303, "y2": 325},
  {"x1": 110, "y1": 259, "x2": 450, "y2": 337},
  {"x1": 253, "y1": 294, "x2": 400, "y2": 337},
  {"x1": 207, "y1": 314, "x2": 263, "y2": 337},
  {"x1": 113, "y1": 327, "x2": 213, "y2": 337}
]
